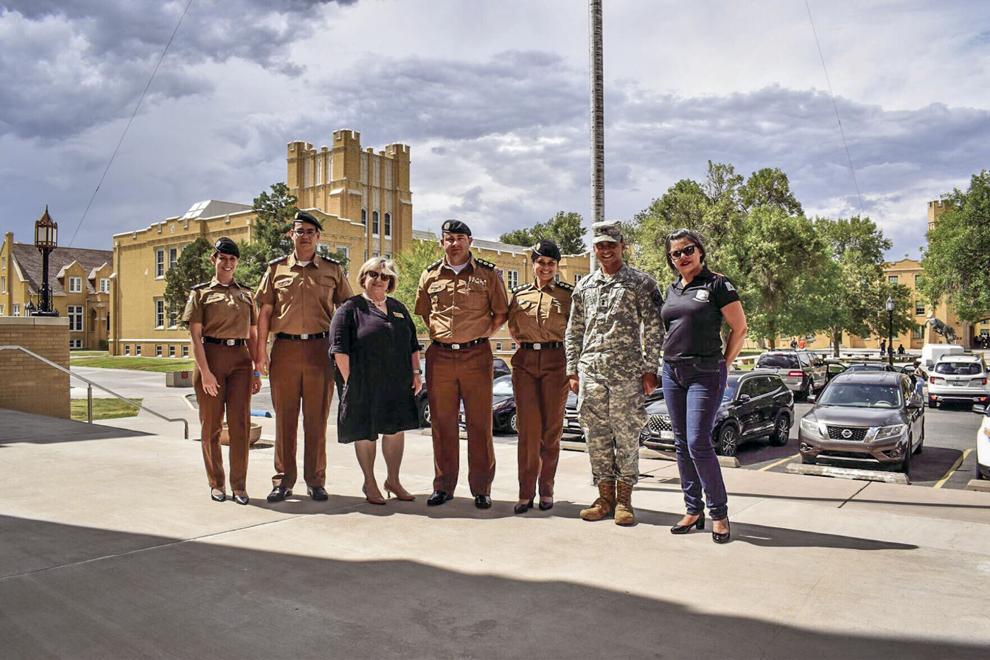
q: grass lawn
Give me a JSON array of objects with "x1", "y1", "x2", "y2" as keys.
[
  {"x1": 71, "y1": 398, "x2": 143, "y2": 421},
  {"x1": 70, "y1": 351, "x2": 195, "y2": 373}
]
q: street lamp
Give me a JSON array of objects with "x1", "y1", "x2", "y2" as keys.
[
  {"x1": 885, "y1": 296, "x2": 894, "y2": 367},
  {"x1": 33, "y1": 205, "x2": 59, "y2": 317}
]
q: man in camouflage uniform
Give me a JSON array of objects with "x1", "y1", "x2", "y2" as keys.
[{"x1": 565, "y1": 220, "x2": 664, "y2": 526}]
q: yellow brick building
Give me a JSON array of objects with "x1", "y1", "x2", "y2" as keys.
[
  {"x1": 109, "y1": 129, "x2": 592, "y2": 359},
  {"x1": 1, "y1": 225, "x2": 112, "y2": 350}
]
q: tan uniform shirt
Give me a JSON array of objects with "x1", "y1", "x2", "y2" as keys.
[
  {"x1": 508, "y1": 279, "x2": 573, "y2": 343},
  {"x1": 182, "y1": 278, "x2": 257, "y2": 339},
  {"x1": 414, "y1": 254, "x2": 510, "y2": 343},
  {"x1": 255, "y1": 253, "x2": 353, "y2": 335}
]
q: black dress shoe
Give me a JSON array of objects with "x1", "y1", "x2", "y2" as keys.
[
  {"x1": 474, "y1": 495, "x2": 492, "y2": 509},
  {"x1": 427, "y1": 491, "x2": 452, "y2": 506},
  {"x1": 514, "y1": 499, "x2": 534, "y2": 514},
  {"x1": 538, "y1": 498, "x2": 554, "y2": 511},
  {"x1": 670, "y1": 512, "x2": 705, "y2": 535},
  {"x1": 233, "y1": 493, "x2": 250, "y2": 506},
  {"x1": 307, "y1": 486, "x2": 329, "y2": 501},
  {"x1": 712, "y1": 518, "x2": 731, "y2": 544},
  {"x1": 266, "y1": 486, "x2": 292, "y2": 503}
]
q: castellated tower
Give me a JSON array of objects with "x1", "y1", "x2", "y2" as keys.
[{"x1": 287, "y1": 129, "x2": 413, "y2": 259}]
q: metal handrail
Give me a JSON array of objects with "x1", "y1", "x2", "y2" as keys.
[{"x1": 0, "y1": 345, "x2": 189, "y2": 439}]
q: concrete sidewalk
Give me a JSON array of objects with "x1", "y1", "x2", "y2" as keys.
[{"x1": 1, "y1": 409, "x2": 988, "y2": 659}]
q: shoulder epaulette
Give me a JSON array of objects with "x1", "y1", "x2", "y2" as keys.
[
  {"x1": 268, "y1": 255, "x2": 288, "y2": 266},
  {"x1": 190, "y1": 282, "x2": 209, "y2": 290},
  {"x1": 320, "y1": 255, "x2": 341, "y2": 265},
  {"x1": 475, "y1": 257, "x2": 496, "y2": 270},
  {"x1": 427, "y1": 259, "x2": 443, "y2": 271},
  {"x1": 556, "y1": 280, "x2": 574, "y2": 291},
  {"x1": 511, "y1": 283, "x2": 532, "y2": 294}
]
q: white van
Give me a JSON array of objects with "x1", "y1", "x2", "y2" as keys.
[{"x1": 920, "y1": 343, "x2": 964, "y2": 371}]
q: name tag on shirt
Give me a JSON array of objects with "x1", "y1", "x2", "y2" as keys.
[
  {"x1": 694, "y1": 290, "x2": 710, "y2": 302},
  {"x1": 393, "y1": 312, "x2": 405, "y2": 318}
]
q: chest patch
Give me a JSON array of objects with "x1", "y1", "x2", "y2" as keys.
[
  {"x1": 467, "y1": 276, "x2": 487, "y2": 288},
  {"x1": 693, "y1": 290, "x2": 710, "y2": 303}
]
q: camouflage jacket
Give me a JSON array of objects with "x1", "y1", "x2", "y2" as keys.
[{"x1": 565, "y1": 264, "x2": 665, "y2": 379}]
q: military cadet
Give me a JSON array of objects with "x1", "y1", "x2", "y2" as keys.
[
  {"x1": 184, "y1": 237, "x2": 262, "y2": 505},
  {"x1": 414, "y1": 219, "x2": 509, "y2": 509},
  {"x1": 506, "y1": 239, "x2": 572, "y2": 514},
  {"x1": 256, "y1": 211, "x2": 353, "y2": 503},
  {"x1": 564, "y1": 220, "x2": 665, "y2": 526}
]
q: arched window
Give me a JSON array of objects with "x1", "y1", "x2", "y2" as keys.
[
  {"x1": 384, "y1": 212, "x2": 392, "y2": 237},
  {"x1": 360, "y1": 208, "x2": 367, "y2": 225},
  {"x1": 372, "y1": 211, "x2": 380, "y2": 236}
]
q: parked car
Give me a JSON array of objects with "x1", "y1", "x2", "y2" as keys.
[
  {"x1": 640, "y1": 371, "x2": 793, "y2": 456},
  {"x1": 927, "y1": 354, "x2": 990, "y2": 408},
  {"x1": 843, "y1": 362, "x2": 897, "y2": 373},
  {"x1": 493, "y1": 357, "x2": 511, "y2": 379},
  {"x1": 920, "y1": 343, "x2": 964, "y2": 372},
  {"x1": 975, "y1": 403, "x2": 990, "y2": 480},
  {"x1": 798, "y1": 371, "x2": 925, "y2": 473},
  {"x1": 416, "y1": 356, "x2": 513, "y2": 427},
  {"x1": 755, "y1": 350, "x2": 827, "y2": 399}
]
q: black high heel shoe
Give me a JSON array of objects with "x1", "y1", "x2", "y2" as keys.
[
  {"x1": 670, "y1": 512, "x2": 705, "y2": 535},
  {"x1": 513, "y1": 499, "x2": 534, "y2": 514},
  {"x1": 712, "y1": 518, "x2": 731, "y2": 544}
]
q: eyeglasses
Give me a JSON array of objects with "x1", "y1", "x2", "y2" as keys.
[
  {"x1": 669, "y1": 244, "x2": 698, "y2": 259},
  {"x1": 292, "y1": 229, "x2": 317, "y2": 237},
  {"x1": 367, "y1": 271, "x2": 394, "y2": 284}
]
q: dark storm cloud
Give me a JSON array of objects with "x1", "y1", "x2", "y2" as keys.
[{"x1": 0, "y1": 1, "x2": 355, "y2": 139}]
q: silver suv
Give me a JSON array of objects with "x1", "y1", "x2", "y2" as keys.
[{"x1": 755, "y1": 350, "x2": 827, "y2": 400}]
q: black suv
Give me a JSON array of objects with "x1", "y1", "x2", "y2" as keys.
[
  {"x1": 756, "y1": 350, "x2": 827, "y2": 400},
  {"x1": 639, "y1": 370, "x2": 794, "y2": 456}
]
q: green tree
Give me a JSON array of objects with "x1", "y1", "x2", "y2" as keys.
[
  {"x1": 499, "y1": 211, "x2": 587, "y2": 255},
  {"x1": 237, "y1": 182, "x2": 298, "y2": 291},
  {"x1": 920, "y1": 170, "x2": 990, "y2": 322},
  {"x1": 393, "y1": 240, "x2": 442, "y2": 336},
  {"x1": 739, "y1": 167, "x2": 803, "y2": 216},
  {"x1": 865, "y1": 282, "x2": 916, "y2": 346},
  {"x1": 164, "y1": 237, "x2": 213, "y2": 328}
]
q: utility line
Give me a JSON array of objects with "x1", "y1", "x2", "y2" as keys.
[
  {"x1": 805, "y1": 0, "x2": 865, "y2": 217},
  {"x1": 68, "y1": 0, "x2": 195, "y2": 247}
]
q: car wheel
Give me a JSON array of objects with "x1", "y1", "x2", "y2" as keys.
[
  {"x1": 769, "y1": 413, "x2": 790, "y2": 447},
  {"x1": 715, "y1": 424, "x2": 738, "y2": 457},
  {"x1": 419, "y1": 400, "x2": 431, "y2": 427},
  {"x1": 914, "y1": 421, "x2": 924, "y2": 454},
  {"x1": 509, "y1": 413, "x2": 517, "y2": 433}
]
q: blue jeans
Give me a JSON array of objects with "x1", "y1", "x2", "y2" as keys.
[{"x1": 661, "y1": 360, "x2": 729, "y2": 520}]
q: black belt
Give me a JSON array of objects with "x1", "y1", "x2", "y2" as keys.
[
  {"x1": 275, "y1": 331, "x2": 329, "y2": 341},
  {"x1": 520, "y1": 341, "x2": 563, "y2": 350},
  {"x1": 433, "y1": 337, "x2": 488, "y2": 350},
  {"x1": 203, "y1": 336, "x2": 247, "y2": 346}
]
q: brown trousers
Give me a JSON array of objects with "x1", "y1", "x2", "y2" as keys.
[
  {"x1": 194, "y1": 343, "x2": 253, "y2": 491},
  {"x1": 426, "y1": 341, "x2": 495, "y2": 495},
  {"x1": 269, "y1": 337, "x2": 333, "y2": 489},
  {"x1": 511, "y1": 347, "x2": 568, "y2": 499}
]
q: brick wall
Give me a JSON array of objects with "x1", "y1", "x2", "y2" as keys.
[{"x1": 0, "y1": 317, "x2": 70, "y2": 418}]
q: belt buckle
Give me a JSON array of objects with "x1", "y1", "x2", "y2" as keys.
[
  {"x1": 451, "y1": 343, "x2": 461, "y2": 350},
  {"x1": 225, "y1": 339, "x2": 236, "y2": 346},
  {"x1": 533, "y1": 342, "x2": 542, "y2": 350},
  {"x1": 300, "y1": 333, "x2": 309, "y2": 340}
]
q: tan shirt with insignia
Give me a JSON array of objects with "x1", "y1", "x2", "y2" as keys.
[
  {"x1": 255, "y1": 253, "x2": 353, "y2": 335},
  {"x1": 414, "y1": 254, "x2": 510, "y2": 343},
  {"x1": 508, "y1": 280, "x2": 573, "y2": 343},
  {"x1": 182, "y1": 278, "x2": 257, "y2": 339}
]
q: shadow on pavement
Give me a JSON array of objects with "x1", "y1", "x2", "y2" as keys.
[
  {"x1": 0, "y1": 515, "x2": 979, "y2": 659},
  {"x1": 0, "y1": 409, "x2": 150, "y2": 445}
]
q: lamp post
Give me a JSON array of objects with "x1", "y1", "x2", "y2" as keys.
[
  {"x1": 885, "y1": 296, "x2": 894, "y2": 367},
  {"x1": 33, "y1": 206, "x2": 59, "y2": 317}
]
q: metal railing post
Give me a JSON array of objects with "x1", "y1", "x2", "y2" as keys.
[{"x1": 87, "y1": 383, "x2": 93, "y2": 424}]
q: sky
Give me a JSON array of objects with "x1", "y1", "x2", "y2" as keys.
[{"x1": 1, "y1": 0, "x2": 989, "y2": 260}]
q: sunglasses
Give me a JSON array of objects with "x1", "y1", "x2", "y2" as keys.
[
  {"x1": 367, "y1": 271, "x2": 394, "y2": 283},
  {"x1": 669, "y1": 244, "x2": 698, "y2": 259},
  {"x1": 292, "y1": 229, "x2": 317, "y2": 237}
]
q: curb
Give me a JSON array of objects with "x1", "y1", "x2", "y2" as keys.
[{"x1": 787, "y1": 463, "x2": 910, "y2": 485}]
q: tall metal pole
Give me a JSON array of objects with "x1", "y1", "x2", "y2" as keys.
[{"x1": 589, "y1": 0, "x2": 604, "y2": 272}]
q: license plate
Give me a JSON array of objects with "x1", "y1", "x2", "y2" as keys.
[
  {"x1": 952, "y1": 381, "x2": 966, "y2": 387},
  {"x1": 660, "y1": 431, "x2": 674, "y2": 440}
]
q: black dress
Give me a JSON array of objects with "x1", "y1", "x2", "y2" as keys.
[{"x1": 329, "y1": 295, "x2": 422, "y2": 442}]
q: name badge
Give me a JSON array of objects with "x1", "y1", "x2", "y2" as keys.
[
  {"x1": 205, "y1": 293, "x2": 227, "y2": 304},
  {"x1": 694, "y1": 290, "x2": 710, "y2": 302},
  {"x1": 393, "y1": 312, "x2": 405, "y2": 318}
]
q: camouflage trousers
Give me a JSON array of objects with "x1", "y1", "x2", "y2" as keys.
[{"x1": 577, "y1": 375, "x2": 646, "y2": 486}]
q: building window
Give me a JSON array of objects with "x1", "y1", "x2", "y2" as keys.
[
  {"x1": 0, "y1": 304, "x2": 4, "y2": 315},
  {"x1": 372, "y1": 251, "x2": 380, "y2": 258},
  {"x1": 69, "y1": 276, "x2": 82, "y2": 293},
  {"x1": 496, "y1": 342, "x2": 503, "y2": 351},
  {"x1": 12, "y1": 303, "x2": 20, "y2": 317},
  {"x1": 384, "y1": 212, "x2": 392, "y2": 237},
  {"x1": 372, "y1": 211, "x2": 380, "y2": 236},
  {"x1": 100, "y1": 278, "x2": 110, "y2": 293},
  {"x1": 168, "y1": 345, "x2": 176, "y2": 358},
  {"x1": 156, "y1": 249, "x2": 165, "y2": 278},
  {"x1": 888, "y1": 275, "x2": 899, "y2": 285},
  {"x1": 510, "y1": 342, "x2": 517, "y2": 350},
  {"x1": 915, "y1": 301, "x2": 925, "y2": 316},
  {"x1": 181, "y1": 345, "x2": 189, "y2": 358},
  {"x1": 912, "y1": 325, "x2": 924, "y2": 340},
  {"x1": 507, "y1": 270, "x2": 519, "y2": 288},
  {"x1": 336, "y1": 246, "x2": 349, "y2": 259},
  {"x1": 169, "y1": 247, "x2": 178, "y2": 270},
  {"x1": 155, "y1": 345, "x2": 163, "y2": 357},
  {"x1": 1, "y1": 275, "x2": 5, "y2": 292},
  {"x1": 361, "y1": 208, "x2": 367, "y2": 225},
  {"x1": 155, "y1": 299, "x2": 165, "y2": 328},
  {"x1": 69, "y1": 339, "x2": 83, "y2": 349},
  {"x1": 384, "y1": 252, "x2": 392, "y2": 259},
  {"x1": 68, "y1": 305, "x2": 83, "y2": 332},
  {"x1": 124, "y1": 345, "x2": 131, "y2": 356},
  {"x1": 135, "y1": 345, "x2": 142, "y2": 356}
]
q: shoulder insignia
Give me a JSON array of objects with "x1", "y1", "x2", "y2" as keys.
[
  {"x1": 475, "y1": 258, "x2": 496, "y2": 270},
  {"x1": 320, "y1": 255, "x2": 341, "y2": 265},
  {"x1": 556, "y1": 280, "x2": 574, "y2": 291},
  {"x1": 268, "y1": 255, "x2": 288, "y2": 266},
  {"x1": 190, "y1": 282, "x2": 209, "y2": 290},
  {"x1": 511, "y1": 283, "x2": 532, "y2": 294},
  {"x1": 427, "y1": 259, "x2": 443, "y2": 271}
]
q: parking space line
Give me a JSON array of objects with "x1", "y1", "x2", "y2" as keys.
[
  {"x1": 934, "y1": 448, "x2": 973, "y2": 489},
  {"x1": 759, "y1": 453, "x2": 799, "y2": 471}
]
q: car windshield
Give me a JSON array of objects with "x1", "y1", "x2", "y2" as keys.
[
  {"x1": 758, "y1": 354, "x2": 799, "y2": 369},
  {"x1": 722, "y1": 379, "x2": 739, "y2": 402},
  {"x1": 934, "y1": 362, "x2": 982, "y2": 375},
  {"x1": 817, "y1": 383, "x2": 902, "y2": 408},
  {"x1": 492, "y1": 377, "x2": 513, "y2": 396}
]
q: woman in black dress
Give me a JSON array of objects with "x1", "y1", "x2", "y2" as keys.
[{"x1": 330, "y1": 257, "x2": 422, "y2": 504}]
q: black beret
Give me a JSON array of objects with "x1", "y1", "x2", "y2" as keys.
[
  {"x1": 213, "y1": 237, "x2": 240, "y2": 258},
  {"x1": 294, "y1": 210, "x2": 323, "y2": 231},
  {"x1": 441, "y1": 219, "x2": 472, "y2": 236},
  {"x1": 531, "y1": 239, "x2": 561, "y2": 262}
]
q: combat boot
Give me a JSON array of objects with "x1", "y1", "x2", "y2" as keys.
[
  {"x1": 580, "y1": 480, "x2": 616, "y2": 521},
  {"x1": 614, "y1": 481, "x2": 635, "y2": 526}
]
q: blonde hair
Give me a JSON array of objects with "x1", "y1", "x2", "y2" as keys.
[{"x1": 357, "y1": 257, "x2": 399, "y2": 293}]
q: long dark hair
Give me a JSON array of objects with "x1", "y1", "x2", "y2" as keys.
[{"x1": 664, "y1": 228, "x2": 707, "y2": 272}]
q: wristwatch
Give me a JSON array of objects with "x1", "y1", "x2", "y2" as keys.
[{"x1": 413, "y1": 369, "x2": 423, "y2": 375}]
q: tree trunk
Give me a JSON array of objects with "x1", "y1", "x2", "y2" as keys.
[{"x1": 832, "y1": 331, "x2": 841, "y2": 357}]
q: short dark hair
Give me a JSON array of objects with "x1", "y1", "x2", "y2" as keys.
[{"x1": 664, "y1": 228, "x2": 707, "y2": 271}]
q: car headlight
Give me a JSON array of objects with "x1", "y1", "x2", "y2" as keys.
[
  {"x1": 874, "y1": 424, "x2": 906, "y2": 440},
  {"x1": 799, "y1": 418, "x2": 823, "y2": 437}
]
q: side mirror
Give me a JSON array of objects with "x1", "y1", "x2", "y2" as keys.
[
  {"x1": 736, "y1": 394, "x2": 751, "y2": 404},
  {"x1": 909, "y1": 395, "x2": 924, "y2": 409},
  {"x1": 974, "y1": 404, "x2": 988, "y2": 414}
]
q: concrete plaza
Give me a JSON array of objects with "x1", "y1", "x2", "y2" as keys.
[{"x1": 1, "y1": 408, "x2": 989, "y2": 659}]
